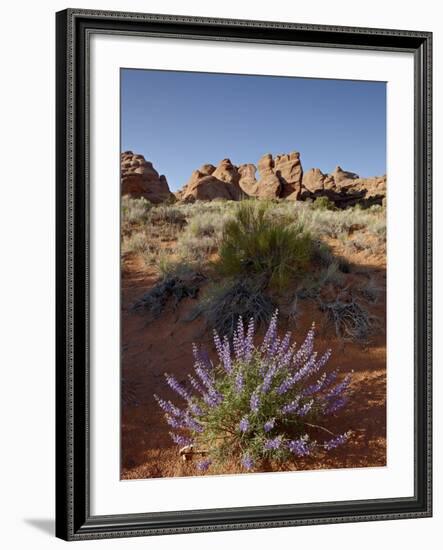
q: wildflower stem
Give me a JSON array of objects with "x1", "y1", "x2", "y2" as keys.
[{"x1": 303, "y1": 421, "x2": 336, "y2": 436}]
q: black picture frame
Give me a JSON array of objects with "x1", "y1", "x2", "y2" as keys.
[{"x1": 55, "y1": 8, "x2": 432, "y2": 541}]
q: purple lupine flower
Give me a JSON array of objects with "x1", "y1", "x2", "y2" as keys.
[
  {"x1": 287, "y1": 437, "x2": 311, "y2": 457},
  {"x1": 262, "y1": 364, "x2": 278, "y2": 393},
  {"x1": 325, "y1": 374, "x2": 351, "y2": 399},
  {"x1": 276, "y1": 376, "x2": 292, "y2": 396},
  {"x1": 188, "y1": 402, "x2": 203, "y2": 416},
  {"x1": 324, "y1": 432, "x2": 350, "y2": 450},
  {"x1": 233, "y1": 317, "x2": 245, "y2": 360},
  {"x1": 293, "y1": 323, "x2": 315, "y2": 367},
  {"x1": 222, "y1": 335, "x2": 232, "y2": 374},
  {"x1": 154, "y1": 395, "x2": 183, "y2": 417},
  {"x1": 280, "y1": 396, "x2": 300, "y2": 415},
  {"x1": 196, "y1": 458, "x2": 212, "y2": 471},
  {"x1": 188, "y1": 374, "x2": 205, "y2": 395},
  {"x1": 203, "y1": 389, "x2": 223, "y2": 408},
  {"x1": 293, "y1": 348, "x2": 332, "y2": 384},
  {"x1": 235, "y1": 370, "x2": 244, "y2": 393},
  {"x1": 301, "y1": 373, "x2": 327, "y2": 397},
  {"x1": 322, "y1": 370, "x2": 339, "y2": 389},
  {"x1": 199, "y1": 348, "x2": 213, "y2": 370},
  {"x1": 213, "y1": 331, "x2": 233, "y2": 373},
  {"x1": 313, "y1": 348, "x2": 333, "y2": 373},
  {"x1": 213, "y1": 330, "x2": 224, "y2": 359},
  {"x1": 169, "y1": 432, "x2": 193, "y2": 446},
  {"x1": 264, "y1": 418, "x2": 276, "y2": 433},
  {"x1": 250, "y1": 388, "x2": 260, "y2": 413},
  {"x1": 276, "y1": 371, "x2": 300, "y2": 395},
  {"x1": 166, "y1": 413, "x2": 203, "y2": 432},
  {"x1": 292, "y1": 352, "x2": 319, "y2": 382},
  {"x1": 276, "y1": 351, "x2": 321, "y2": 395},
  {"x1": 275, "y1": 331, "x2": 292, "y2": 360},
  {"x1": 266, "y1": 334, "x2": 282, "y2": 360},
  {"x1": 243, "y1": 317, "x2": 255, "y2": 362},
  {"x1": 241, "y1": 454, "x2": 254, "y2": 470},
  {"x1": 264, "y1": 437, "x2": 282, "y2": 450},
  {"x1": 325, "y1": 396, "x2": 348, "y2": 414},
  {"x1": 164, "y1": 414, "x2": 184, "y2": 429},
  {"x1": 192, "y1": 343, "x2": 213, "y2": 371},
  {"x1": 297, "y1": 399, "x2": 314, "y2": 417},
  {"x1": 278, "y1": 341, "x2": 298, "y2": 370},
  {"x1": 239, "y1": 416, "x2": 249, "y2": 433},
  {"x1": 182, "y1": 414, "x2": 204, "y2": 433},
  {"x1": 260, "y1": 310, "x2": 279, "y2": 357},
  {"x1": 323, "y1": 374, "x2": 351, "y2": 414},
  {"x1": 165, "y1": 374, "x2": 192, "y2": 401},
  {"x1": 194, "y1": 364, "x2": 214, "y2": 391},
  {"x1": 301, "y1": 371, "x2": 338, "y2": 397}
]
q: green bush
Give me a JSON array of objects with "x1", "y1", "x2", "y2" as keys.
[
  {"x1": 312, "y1": 196, "x2": 337, "y2": 211},
  {"x1": 217, "y1": 202, "x2": 312, "y2": 290}
]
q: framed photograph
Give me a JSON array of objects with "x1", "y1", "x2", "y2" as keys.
[{"x1": 55, "y1": 9, "x2": 432, "y2": 541}]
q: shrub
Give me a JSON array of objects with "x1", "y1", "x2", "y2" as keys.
[
  {"x1": 186, "y1": 211, "x2": 229, "y2": 239},
  {"x1": 157, "y1": 260, "x2": 200, "y2": 280},
  {"x1": 312, "y1": 196, "x2": 337, "y2": 211},
  {"x1": 132, "y1": 272, "x2": 204, "y2": 319},
  {"x1": 189, "y1": 278, "x2": 275, "y2": 337},
  {"x1": 178, "y1": 233, "x2": 217, "y2": 264},
  {"x1": 359, "y1": 277, "x2": 383, "y2": 304},
  {"x1": 319, "y1": 296, "x2": 377, "y2": 341},
  {"x1": 156, "y1": 313, "x2": 352, "y2": 472},
  {"x1": 369, "y1": 219, "x2": 387, "y2": 243},
  {"x1": 218, "y1": 202, "x2": 312, "y2": 290},
  {"x1": 121, "y1": 195, "x2": 152, "y2": 228},
  {"x1": 148, "y1": 205, "x2": 187, "y2": 226},
  {"x1": 121, "y1": 230, "x2": 153, "y2": 257},
  {"x1": 297, "y1": 262, "x2": 344, "y2": 300}
]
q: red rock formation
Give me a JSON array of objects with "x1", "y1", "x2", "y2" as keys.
[
  {"x1": 238, "y1": 163, "x2": 258, "y2": 196},
  {"x1": 121, "y1": 151, "x2": 173, "y2": 204},
  {"x1": 274, "y1": 151, "x2": 303, "y2": 199},
  {"x1": 302, "y1": 166, "x2": 386, "y2": 207},
  {"x1": 122, "y1": 150, "x2": 386, "y2": 207},
  {"x1": 179, "y1": 159, "x2": 242, "y2": 202}
]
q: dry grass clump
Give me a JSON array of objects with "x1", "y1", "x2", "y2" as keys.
[
  {"x1": 188, "y1": 277, "x2": 275, "y2": 338},
  {"x1": 358, "y1": 276, "x2": 384, "y2": 304},
  {"x1": 121, "y1": 195, "x2": 152, "y2": 234},
  {"x1": 121, "y1": 230, "x2": 176, "y2": 269},
  {"x1": 132, "y1": 267, "x2": 205, "y2": 321},
  {"x1": 185, "y1": 210, "x2": 232, "y2": 240},
  {"x1": 297, "y1": 262, "x2": 345, "y2": 301},
  {"x1": 177, "y1": 233, "x2": 218, "y2": 264},
  {"x1": 148, "y1": 205, "x2": 187, "y2": 226},
  {"x1": 319, "y1": 295, "x2": 377, "y2": 342}
]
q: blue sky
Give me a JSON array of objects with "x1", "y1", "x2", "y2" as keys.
[{"x1": 121, "y1": 69, "x2": 386, "y2": 191}]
